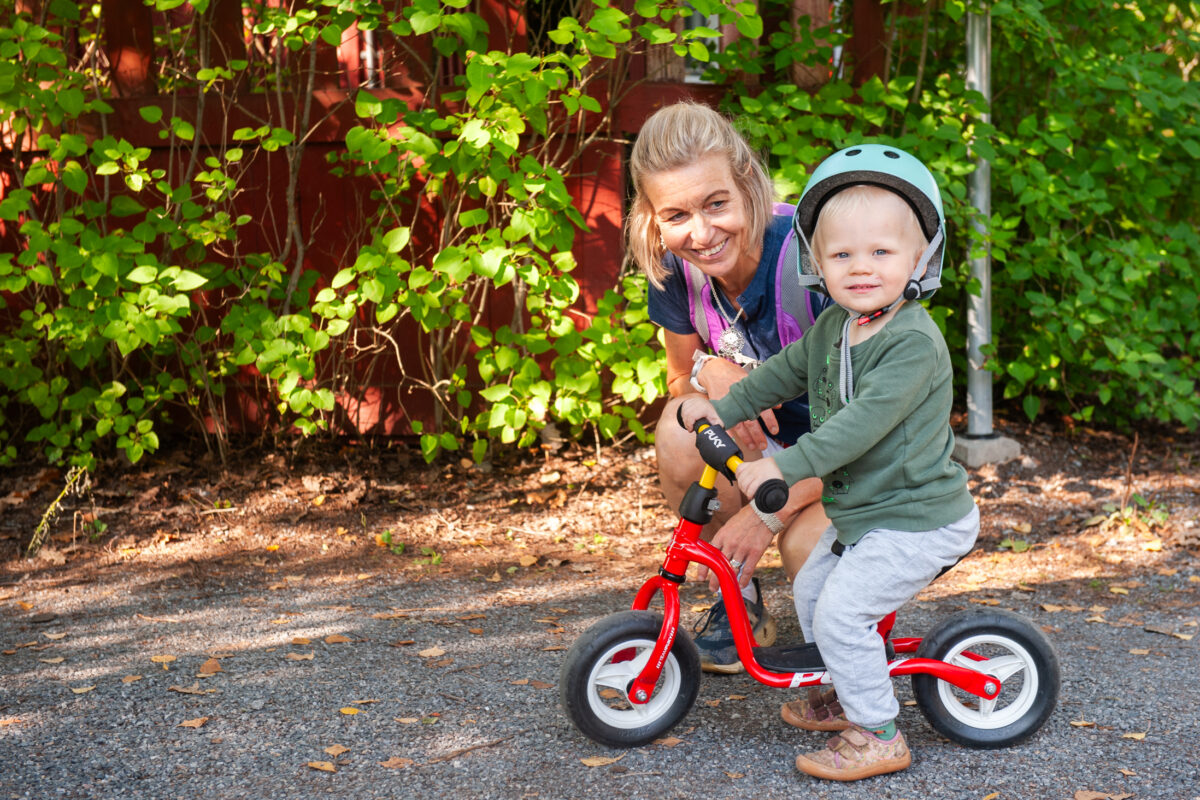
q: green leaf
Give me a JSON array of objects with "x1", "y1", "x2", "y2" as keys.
[
  {"x1": 172, "y1": 270, "x2": 207, "y2": 291},
  {"x1": 127, "y1": 265, "x2": 158, "y2": 284},
  {"x1": 61, "y1": 161, "x2": 87, "y2": 194},
  {"x1": 139, "y1": 105, "x2": 164, "y2": 124}
]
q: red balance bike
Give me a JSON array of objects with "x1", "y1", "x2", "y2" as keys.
[{"x1": 559, "y1": 420, "x2": 1060, "y2": 749}]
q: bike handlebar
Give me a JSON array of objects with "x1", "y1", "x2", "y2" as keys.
[{"x1": 689, "y1": 416, "x2": 789, "y2": 514}]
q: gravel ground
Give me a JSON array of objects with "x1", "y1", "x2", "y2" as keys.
[{"x1": 3, "y1": 557, "x2": 1197, "y2": 800}]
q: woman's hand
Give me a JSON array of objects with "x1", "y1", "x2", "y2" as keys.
[
  {"x1": 696, "y1": 505, "x2": 776, "y2": 591},
  {"x1": 695, "y1": 358, "x2": 778, "y2": 453}
]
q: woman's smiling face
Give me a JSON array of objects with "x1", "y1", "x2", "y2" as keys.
[{"x1": 642, "y1": 153, "x2": 758, "y2": 292}]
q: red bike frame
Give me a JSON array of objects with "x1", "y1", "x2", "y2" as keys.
[{"x1": 624, "y1": 460, "x2": 1001, "y2": 706}]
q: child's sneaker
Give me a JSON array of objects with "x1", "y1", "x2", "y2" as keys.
[
  {"x1": 794, "y1": 725, "x2": 911, "y2": 781},
  {"x1": 780, "y1": 688, "x2": 851, "y2": 731},
  {"x1": 691, "y1": 578, "x2": 777, "y2": 674}
]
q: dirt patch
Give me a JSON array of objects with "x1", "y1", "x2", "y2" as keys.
[{"x1": 2, "y1": 414, "x2": 1199, "y2": 605}]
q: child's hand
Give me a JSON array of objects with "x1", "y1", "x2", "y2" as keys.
[
  {"x1": 677, "y1": 396, "x2": 722, "y2": 432},
  {"x1": 736, "y1": 457, "x2": 784, "y2": 499}
]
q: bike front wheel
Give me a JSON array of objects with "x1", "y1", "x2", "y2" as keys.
[
  {"x1": 559, "y1": 610, "x2": 700, "y2": 748},
  {"x1": 912, "y1": 608, "x2": 1060, "y2": 749}
]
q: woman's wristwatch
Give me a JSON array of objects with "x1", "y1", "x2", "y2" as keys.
[{"x1": 690, "y1": 350, "x2": 718, "y2": 393}]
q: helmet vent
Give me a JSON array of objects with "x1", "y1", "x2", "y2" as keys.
[
  {"x1": 884, "y1": 150, "x2": 900, "y2": 159},
  {"x1": 846, "y1": 148, "x2": 862, "y2": 156}
]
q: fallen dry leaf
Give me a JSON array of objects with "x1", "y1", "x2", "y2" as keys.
[
  {"x1": 292, "y1": 637, "x2": 311, "y2": 645},
  {"x1": 1070, "y1": 719, "x2": 1096, "y2": 728},
  {"x1": 468, "y1": 628, "x2": 484, "y2": 635},
  {"x1": 519, "y1": 555, "x2": 539, "y2": 567},
  {"x1": 1122, "y1": 732, "x2": 1147, "y2": 741},
  {"x1": 395, "y1": 717, "x2": 419, "y2": 724},
  {"x1": 168, "y1": 683, "x2": 210, "y2": 695},
  {"x1": 1073, "y1": 793, "x2": 1108, "y2": 800},
  {"x1": 581, "y1": 755, "x2": 624, "y2": 767},
  {"x1": 324, "y1": 634, "x2": 352, "y2": 644},
  {"x1": 510, "y1": 679, "x2": 529, "y2": 685},
  {"x1": 339, "y1": 707, "x2": 360, "y2": 715},
  {"x1": 0, "y1": 717, "x2": 21, "y2": 727},
  {"x1": 380, "y1": 757, "x2": 414, "y2": 769},
  {"x1": 122, "y1": 675, "x2": 142, "y2": 683},
  {"x1": 150, "y1": 655, "x2": 176, "y2": 670},
  {"x1": 39, "y1": 657, "x2": 65, "y2": 664},
  {"x1": 1041, "y1": 604, "x2": 1064, "y2": 613},
  {"x1": 44, "y1": 632, "x2": 68, "y2": 641},
  {"x1": 287, "y1": 652, "x2": 315, "y2": 661},
  {"x1": 983, "y1": 793, "x2": 1000, "y2": 800},
  {"x1": 542, "y1": 645, "x2": 565, "y2": 651},
  {"x1": 419, "y1": 646, "x2": 445, "y2": 658},
  {"x1": 1129, "y1": 648, "x2": 1150, "y2": 655},
  {"x1": 70, "y1": 686, "x2": 95, "y2": 694},
  {"x1": 324, "y1": 744, "x2": 350, "y2": 756},
  {"x1": 723, "y1": 771, "x2": 745, "y2": 779},
  {"x1": 198, "y1": 658, "x2": 222, "y2": 675},
  {"x1": 655, "y1": 736, "x2": 683, "y2": 747},
  {"x1": 178, "y1": 717, "x2": 209, "y2": 729},
  {"x1": 1109, "y1": 586, "x2": 1130, "y2": 595},
  {"x1": 1117, "y1": 768, "x2": 1137, "y2": 776},
  {"x1": 307, "y1": 761, "x2": 336, "y2": 773}
]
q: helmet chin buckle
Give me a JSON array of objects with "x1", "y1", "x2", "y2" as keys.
[{"x1": 903, "y1": 280, "x2": 921, "y2": 301}]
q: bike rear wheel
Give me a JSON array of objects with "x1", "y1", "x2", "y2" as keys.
[{"x1": 912, "y1": 608, "x2": 1059, "y2": 749}]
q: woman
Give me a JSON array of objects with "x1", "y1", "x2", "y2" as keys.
[{"x1": 627, "y1": 102, "x2": 830, "y2": 673}]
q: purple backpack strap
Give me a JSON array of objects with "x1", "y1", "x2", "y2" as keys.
[
  {"x1": 683, "y1": 261, "x2": 726, "y2": 350},
  {"x1": 773, "y1": 202, "x2": 813, "y2": 346}
]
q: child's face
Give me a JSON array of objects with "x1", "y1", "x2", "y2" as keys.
[
  {"x1": 642, "y1": 152, "x2": 756, "y2": 286},
  {"x1": 814, "y1": 190, "x2": 924, "y2": 317}
]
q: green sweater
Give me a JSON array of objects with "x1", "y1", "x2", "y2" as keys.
[{"x1": 711, "y1": 302, "x2": 974, "y2": 545}]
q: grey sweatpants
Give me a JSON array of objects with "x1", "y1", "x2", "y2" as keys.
[{"x1": 792, "y1": 505, "x2": 980, "y2": 729}]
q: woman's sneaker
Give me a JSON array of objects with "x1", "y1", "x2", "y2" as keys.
[
  {"x1": 794, "y1": 725, "x2": 911, "y2": 781},
  {"x1": 691, "y1": 578, "x2": 777, "y2": 674}
]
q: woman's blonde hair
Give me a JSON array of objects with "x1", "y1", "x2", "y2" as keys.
[{"x1": 626, "y1": 103, "x2": 774, "y2": 289}]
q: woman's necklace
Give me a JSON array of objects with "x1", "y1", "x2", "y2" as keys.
[{"x1": 707, "y1": 276, "x2": 748, "y2": 360}]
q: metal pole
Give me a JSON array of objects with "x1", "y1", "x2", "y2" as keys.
[
  {"x1": 363, "y1": 29, "x2": 379, "y2": 88},
  {"x1": 965, "y1": 12, "x2": 992, "y2": 438}
]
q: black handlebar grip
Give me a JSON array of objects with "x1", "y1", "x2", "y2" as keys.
[{"x1": 754, "y1": 479, "x2": 789, "y2": 514}]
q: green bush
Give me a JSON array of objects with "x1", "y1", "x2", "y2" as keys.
[
  {"x1": 723, "y1": 0, "x2": 1200, "y2": 429},
  {"x1": 2, "y1": 0, "x2": 1197, "y2": 473}
]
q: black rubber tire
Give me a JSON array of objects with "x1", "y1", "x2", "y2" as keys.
[
  {"x1": 912, "y1": 608, "x2": 1060, "y2": 749},
  {"x1": 559, "y1": 610, "x2": 701, "y2": 748}
]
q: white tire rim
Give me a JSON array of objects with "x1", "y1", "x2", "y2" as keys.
[
  {"x1": 935, "y1": 632, "x2": 1040, "y2": 730},
  {"x1": 585, "y1": 637, "x2": 682, "y2": 730}
]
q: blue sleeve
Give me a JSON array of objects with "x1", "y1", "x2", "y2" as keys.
[{"x1": 648, "y1": 258, "x2": 696, "y2": 336}]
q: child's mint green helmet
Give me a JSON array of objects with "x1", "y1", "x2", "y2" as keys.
[{"x1": 790, "y1": 144, "x2": 946, "y2": 304}]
